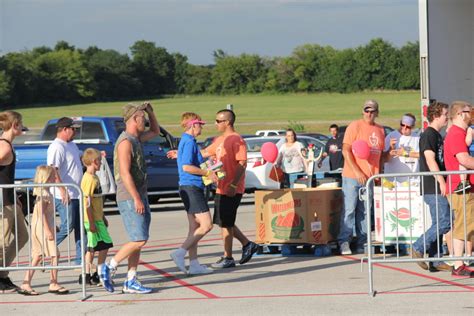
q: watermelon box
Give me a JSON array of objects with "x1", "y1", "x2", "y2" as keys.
[
  {"x1": 374, "y1": 186, "x2": 432, "y2": 244},
  {"x1": 255, "y1": 188, "x2": 342, "y2": 245}
]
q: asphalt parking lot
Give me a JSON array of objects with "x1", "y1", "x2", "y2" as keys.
[{"x1": 2, "y1": 194, "x2": 474, "y2": 315}]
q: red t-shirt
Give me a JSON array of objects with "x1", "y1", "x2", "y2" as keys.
[
  {"x1": 205, "y1": 132, "x2": 247, "y2": 195},
  {"x1": 444, "y1": 124, "x2": 473, "y2": 193}
]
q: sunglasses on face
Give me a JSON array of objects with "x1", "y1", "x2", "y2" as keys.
[
  {"x1": 364, "y1": 109, "x2": 377, "y2": 114},
  {"x1": 215, "y1": 119, "x2": 227, "y2": 124},
  {"x1": 400, "y1": 123, "x2": 412, "y2": 129}
]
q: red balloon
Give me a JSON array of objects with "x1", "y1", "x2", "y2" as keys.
[
  {"x1": 261, "y1": 142, "x2": 279, "y2": 163},
  {"x1": 352, "y1": 140, "x2": 370, "y2": 160}
]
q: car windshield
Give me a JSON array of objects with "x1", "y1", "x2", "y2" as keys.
[{"x1": 246, "y1": 138, "x2": 280, "y2": 153}]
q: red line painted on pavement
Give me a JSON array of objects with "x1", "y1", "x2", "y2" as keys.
[
  {"x1": 140, "y1": 260, "x2": 219, "y2": 299},
  {"x1": 1, "y1": 289, "x2": 473, "y2": 305},
  {"x1": 342, "y1": 255, "x2": 474, "y2": 292}
]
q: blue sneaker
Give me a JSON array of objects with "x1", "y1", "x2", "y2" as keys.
[
  {"x1": 122, "y1": 277, "x2": 152, "y2": 294},
  {"x1": 100, "y1": 264, "x2": 115, "y2": 293}
]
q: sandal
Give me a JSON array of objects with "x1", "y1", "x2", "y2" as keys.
[
  {"x1": 18, "y1": 288, "x2": 39, "y2": 296},
  {"x1": 48, "y1": 286, "x2": 69, "y2": 295}
]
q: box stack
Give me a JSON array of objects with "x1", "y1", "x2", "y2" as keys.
[{"x1": 255, "y1": 188, "x2": 342, "y2": 245}]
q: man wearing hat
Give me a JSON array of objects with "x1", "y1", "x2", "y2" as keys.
[
  {"x1": 47, "y1": 117, "x2": 84, "y2": 265},
  {"x1": 384, "y1": 113, "x2": 420, "y2": 182},
  {"x1": 101, "y1": 102, "x2": 159, "y2": 294},
  {"x1": 338, "y1": 100, "x2": 385, "y2": 255}
]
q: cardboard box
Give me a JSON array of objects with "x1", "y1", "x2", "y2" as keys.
[
  {"x1": 255, "y1": 188, "x2": 342, "y2": 245},
  {"x1": 374, "y1": 186, "x2": 432, "y2": 244}
]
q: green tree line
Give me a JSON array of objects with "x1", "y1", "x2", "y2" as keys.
[{"x1": 0, "y1": 38, "x2": 419, "y2": 106}]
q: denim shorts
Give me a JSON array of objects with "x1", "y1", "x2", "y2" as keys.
[
  {"x1": 117, "y1": 198, "x2": 151, "y2": 242},
  {"x1": 179, "y1": 185, "x2": 209, "y2": 214}
]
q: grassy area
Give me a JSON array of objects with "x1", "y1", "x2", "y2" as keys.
[{"x1": 15, "y1": 91, "x2": 420, "y2": 138}]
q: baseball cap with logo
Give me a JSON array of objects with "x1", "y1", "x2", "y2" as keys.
[
  {"x1": 123, "y1": 103, "x2": 147, "y2": 122},
  {"x1": 56, "y1": 117, "x2": 80, "y2": 129}
]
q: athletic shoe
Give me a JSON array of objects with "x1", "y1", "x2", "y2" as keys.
[
  {"x1": 90, "y1": 272, "x2": 100, "y2": 285},
  {"x1": 454, "y1": 181, "x2": 471, "y2": 194},
  {"x1": 0, "y1": 277, "x2": 19, "y2": 293},
  {"x1": 188, "y1": 265, "x2": 214, "y2": 275},
  {"x1": 239, "y1": 241, "x2": 259, "y2": 265},
  {"x1": 452, "y1": 265, "x2": 474, "y2": 278},
  {"x1": 412, "y1": 250, "x2": 428, "y2": 270},
  {"x1": 211, "y1": 257, "x2": 236, "y2": 269},
  {"x1": 170, "y1": 250, "x2": 187, "y2": 273},
  {"x1": 429, "y1": 262, "x2": 452, "y2": 272},
  {"x1": 122, "y1": 277, "x2": 153, "y2": 294},
  {"x1": 100, "y1": 264, "x2": 115, "y2": 293},
  {"x1": 340, "y1": 242, "x2": 352, "y2": 255}
]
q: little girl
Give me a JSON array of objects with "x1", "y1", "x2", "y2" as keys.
[{"x1": 19, "y1": 165, "x2": 69, "y2": 295}]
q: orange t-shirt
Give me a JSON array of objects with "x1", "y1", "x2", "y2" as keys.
[
  {"x1": 342, "y1": 119, "x2": 385, "y2": 179},
  {"x1": 205, "y1": 132, "x2": 247, "y2": 195}
]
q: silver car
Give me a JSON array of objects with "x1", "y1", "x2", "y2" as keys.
[{"x1": 244, "y1": 136, "x2": 330, "y2": 190}]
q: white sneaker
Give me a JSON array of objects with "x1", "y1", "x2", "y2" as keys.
[
  {"x1": 170, "y1": 250, "x2": 187, "y2": 273},
  {"x1": 340, "y1": 242, "x2": 352, "y2": 255},
  {"x1": 188, "y1": 265, "x2": 214, "y2": 275}
]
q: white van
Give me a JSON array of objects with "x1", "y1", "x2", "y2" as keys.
[{"x1": 255, "y1": 130, "x2": 286, "y2": 137}]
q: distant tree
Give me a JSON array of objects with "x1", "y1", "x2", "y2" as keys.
[
  {"x1": 185, "y1": 64, "x2": 212, "y2": 94},
  {"x1": 130, "y1": 40, "x2": 176, "y2": 95},
  {"x1": 397, "y1": 41, "x2": 420, "y2": 89},
  {"x1": 0, "y1": 52, "x2": 39, "y2": 104},
  {"x1": 84, "y1": 48, "x2": 140, "y2": 99},
  {"x1": 173, "y1": 53, "x2": 189, "y2": 94},
  {"x1": 265, "y1": 57, "x2": 298, "y2": 92},
  {"x1": 0, "y1": 70, "x2": 11, "y2": 104},
  {"x1": 54, "y1": 40, "x2": 75, "y2": 51}
]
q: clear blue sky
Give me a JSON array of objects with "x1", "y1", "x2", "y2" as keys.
[{"x1": 0, "y1": 0, "x2": 418, "y2": 65}]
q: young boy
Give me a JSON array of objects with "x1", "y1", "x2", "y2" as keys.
[{"x1": 80, "y1": 148, "x2": 113, "y2": 286}]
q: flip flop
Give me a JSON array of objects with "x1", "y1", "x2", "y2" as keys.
[
  {"x1": 48, "y1": 286, "x2": 69, "y2": 295},
  {"x1": 18, "y1": 288, "x2": 39, "y2": 296}
]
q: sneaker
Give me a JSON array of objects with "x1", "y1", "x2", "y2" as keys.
[
  {"x1": 90, "y1": 272, "x2": 100, "y2": 285},
  {"x1": 429, "y1": 262, "x2": 452, "y2": 272},
  {"x1": 454, "y1": 181, "x2": 471, "y2": 194},
  {"x1": 122, "y1": 277, "x2": 152, "y2": 294},
  {"x1": 99, "y1": 264, "x2": 115, "y2": 293},
  {"x1": 451, "y1": 265, "x2": 474, "y2": 278},
  {"x1": 0, "y1": 277, "x2": 19, "y2": 293},
  {"x1": 340, "y1": 242, "x2": 352, "y2": 255},
  {"x1": 170, "y1": 250, "x2": 187, "y2": 273},
  {"x1": 211, "y1": 257, "x2": 236, "y2": 269},
  {"x1": 188, "y1": 265, "x2": 214, "y2": 275},
  {"x1": 239, "y1": 241, "x2": 259, "y2": 265},
  {"x1": 412, "y1": 250, "x2": 428, "y2": 270},
  {"x1": 78, "y1": 274, "x2": 90, "y2": 285}
]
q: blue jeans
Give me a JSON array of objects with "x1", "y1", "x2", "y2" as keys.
[
  {"x1": 338, "y1": 177, "x2": 372, "y2": 248},
  {"x1": 413, "y1": 194, "x2": 451, "y2": 260},
  {"x1": 55, "y1": 198, "x2": 85, "y2": 265},
  {"x1": 117, "y1": 197, "x2": 151, "y2": 242}
]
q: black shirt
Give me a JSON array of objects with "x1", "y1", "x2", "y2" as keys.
[
  {"x1": 325, "y1": 136, "x2": 344, "y2": 170},
  {"x1": 419, "y1": 127, "x2": 445, "y2": 194},
  {"x1": 0, "y1": 139, "x2": 15, "y2": 206}
]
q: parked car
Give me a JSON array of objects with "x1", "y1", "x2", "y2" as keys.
[
  {"x1": 14, "y1": 117, "x2": 180, "y2": 200},
  {"x1": 245, "y1": 136, "x2": 330, "y2": 190},
  {"x1": 255, "y1": 130, "x2": 286, "y2": 137},
  {"x1": 338, "y1": 125, "x2": 395, "y2": 136},
  {"x1": 298, "y1": 132, "x2": 330, "y2": 144}
]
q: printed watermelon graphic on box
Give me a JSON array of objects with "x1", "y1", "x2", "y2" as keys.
[
  {"x1": 386, "y1": 207, "x2": 417, "y2": 232},
  {"x1": 271, "y1": 211, "x2": 305, "y2": 240}
]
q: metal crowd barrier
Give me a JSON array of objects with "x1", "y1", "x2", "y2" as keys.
[
  {"x1": 0, "y1": 183, "x2": 89, "y2": 300},
  {"x1": 365, "y1": 170, "x2": 474, "y2": 297}
]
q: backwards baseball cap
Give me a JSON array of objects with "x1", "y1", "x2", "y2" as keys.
[
  {"x1": 363, "y1": 99, "x2": 379, "y2": 112},
  {"x1": 56, "y1": 117, "x2": 80, "y2": 129},
  {"x1": 123, "y1": 103, "x2": 147, "y2": 122}
]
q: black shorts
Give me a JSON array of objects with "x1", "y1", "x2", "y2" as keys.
[
  {"x1": 213, "y1": 193, "x2": 243, "y2": 228},
  {"x1": 179, "y1": 185, "x2": 210, "y2": 214}
]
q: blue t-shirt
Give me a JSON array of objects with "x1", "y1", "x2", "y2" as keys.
[{"x1": 178, "y1": 133, "x2": 205, "y2": 188}]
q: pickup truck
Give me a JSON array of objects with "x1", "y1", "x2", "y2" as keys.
[{"x1": 14, "y1": 116, "x2": 180, "y2": 200}]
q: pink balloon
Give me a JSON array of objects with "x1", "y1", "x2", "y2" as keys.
[
  {"x1": 261, "y1": 142, "x2": 279, "y2": 163},
  {"x1": 352, "y1": 140, "x2": 370, "y2": 160}
]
